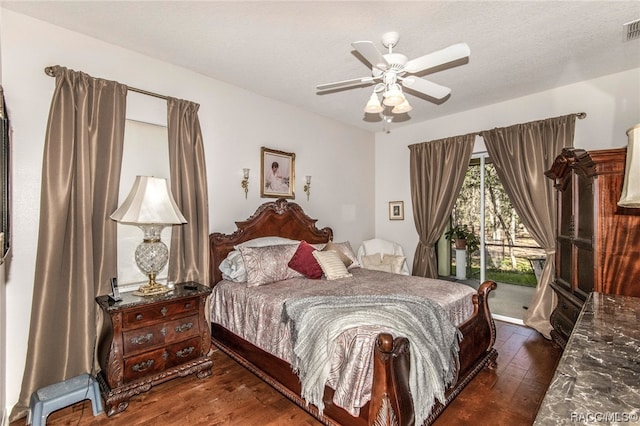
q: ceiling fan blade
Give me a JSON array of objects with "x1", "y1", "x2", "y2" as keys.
[
  {"x1": 316, "y1": 76, "x2": 376, "y2": 91},
  {"x1": 404, "y1": 43, "x2": 470, "y2": 74},
  {"x1": 351, "y1": 41, "x2": 388, "y2": 70},
  {"x1": 402, "y1": 76, "x2": 451, "y2": 99}
]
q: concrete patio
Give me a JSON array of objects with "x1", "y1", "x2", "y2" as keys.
[{"x1": 454, "y1": 278, "x2": 537, "y2": 324}]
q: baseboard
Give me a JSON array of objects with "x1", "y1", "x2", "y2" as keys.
[{"x1": 492, "y1": 313, "x2": 524, "y2": 326}]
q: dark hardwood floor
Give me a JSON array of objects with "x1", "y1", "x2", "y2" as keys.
[{"x1": 12, "y1": 321, "x2": 561, "y2": 426}]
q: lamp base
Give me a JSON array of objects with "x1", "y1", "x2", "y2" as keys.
[{"x1": 132, "y1": 273, "x2": 171, "y2": 297}]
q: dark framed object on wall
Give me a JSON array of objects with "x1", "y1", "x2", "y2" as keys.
[
  {"x1": 260, "y1": 147, "x2": 295, "y2": 199},
  {"x1": 389, "y1": 201, "x2": 404, "y2": 220}
]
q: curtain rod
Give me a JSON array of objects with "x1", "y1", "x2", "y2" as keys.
[
  {"x1": 475, "y1": 112, "x2": 587, "y2": 137},
  {"x1": 44, "y1": 66, "x2": 168, "y2": 101}
]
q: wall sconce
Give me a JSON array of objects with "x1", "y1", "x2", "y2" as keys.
[
  {"x1": 303, "y1": 175, "x2": 311, "y2": 201},
  {"x1": 241, "y1": 168, "x2": 250, "y2": 199},
  {"x1": 618, "y1": 124, "x2": 640, "y2": 208}
]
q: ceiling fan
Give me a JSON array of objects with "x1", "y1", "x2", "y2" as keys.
[{"x1": 317, "y1": 31, "x2": 470, "y2": 115}]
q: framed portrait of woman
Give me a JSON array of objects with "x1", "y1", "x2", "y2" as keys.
[{"x1": 261, "y1": 147, "x2": 295, "y2": 199}]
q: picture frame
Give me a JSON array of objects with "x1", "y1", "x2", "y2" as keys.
[
  {"x1": 389, "y1": 201, "x2": 404, "y2": 220},
  {"x1": 261, "y1": 147, "x2": 295, "y2": 199}
]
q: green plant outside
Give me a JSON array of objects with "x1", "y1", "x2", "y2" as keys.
[{"x1": 451, "y1": 265, "x2": 537, "y2": 287}]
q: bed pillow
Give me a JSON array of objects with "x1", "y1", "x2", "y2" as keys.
[
  {"x1": 313, "y1": 250, "x2": 353, "y2": 280},
  {"x1": 235, "y1": 236, "x2": 299, "y2": 249},
  {"x1": 382, "y1": 254, "x2": 407, "y2": 274},
  {"x1": 288, "y1": 241, "x2": 323, "y2": 279},
  {"x1": 219, "y1": 249, "x2": 247, "y2": 282},
  {"x1": 239, "y1": 244, "x2": 301, "y2": 287},
  {"x1": 221, "y1": 236, "x2": 300, "y2": 282},
  {"x1": 322, "y1": 241, "x2": 360, "y2": 269}
]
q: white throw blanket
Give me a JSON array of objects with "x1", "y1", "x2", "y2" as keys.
[{"x1": 282, "y1": 294, "x2": 462, "y2": 426}]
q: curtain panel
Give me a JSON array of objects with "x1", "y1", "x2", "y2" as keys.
[
  {"x1": 11, "y1": 67, "x2": 127, "y2": 420},
  {"x1": 167, "y1": 98, "x2": 210, "y2": 287},
  {"x1": 409, "y1": 134, "x2": 475, "y2": 278},
  {"x1": 482, "y1": 114, "x2": 576, "y2": 338}
]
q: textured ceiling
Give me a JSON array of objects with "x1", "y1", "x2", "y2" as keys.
[{"x1": 3, "y1": 1, "x2": 640, "y2": 132}]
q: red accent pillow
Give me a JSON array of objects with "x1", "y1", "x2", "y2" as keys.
[{"x1": 288, "y1": 241, "x2": 323, "y2": 279}]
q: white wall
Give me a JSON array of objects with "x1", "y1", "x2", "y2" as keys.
[
  {"x1": 375, "y1": 67, "x2": 640, "y2": 272},
  {"x1": 0, "y1": 9, "x2": 375, "y2": 416},
  {"x1": 0, "y1": 6, "x2": 6, "y2": 424}
]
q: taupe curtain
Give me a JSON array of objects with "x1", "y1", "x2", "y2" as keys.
[
  {"x1": 482, "y1": 114, "x2": 575, "y2": 338},
  {"x1": 11, "y1": 67, "x2": 126, "y2": 420},
  {"x1": 167, "y1": 98, "x2": 209, "y2": 286},
  {"x1": 409, "y1": 134, "x2": 475, "y2": 278}
]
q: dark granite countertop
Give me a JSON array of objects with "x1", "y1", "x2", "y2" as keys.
[{"x1": 534, "y1": 292, "x2": 640, "y2": 425}]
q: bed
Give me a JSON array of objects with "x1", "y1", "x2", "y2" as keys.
[{"x1": 208, "y1": 199, "x2": 498, "y2": 426}]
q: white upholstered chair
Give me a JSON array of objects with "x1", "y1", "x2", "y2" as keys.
[{"x1": 356, "y1": 238, "x2": 410, "y2": 275}]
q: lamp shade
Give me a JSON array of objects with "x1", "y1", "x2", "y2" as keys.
[
  {"x1": 111, "y1": 176, "x2": 187, "y2": 225},
  {"x1": 618, "y1": 124, "x2": 640, "y2": 208},
  {"x1": 364, "y1": 93, "x2": 384, "y2": 114},
  {"x1": 383, "y1": 84, "x2": 405, "y2": 107},
  {"x1": 392, "y1": 98, "x2": 412, "y2": 114}
]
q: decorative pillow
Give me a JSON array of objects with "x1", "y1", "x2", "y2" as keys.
[
  {"x1": 322, "y1": 241, "x2": 360, "y2": 269},
  {"x1": 288, "y1": 241, "x2": 323, "y2": 279},
  {"x1": 239, "y1": 244, "x2": 301, "y2": 286},
  {"x1": 361, "y1": 253, "x2": 382, "y2": 269},
  {"x1": 382, "y1": 254, "x2": 407, "y2": 274},
  {"x1": 360, "y1": 252, "x2": 394, "y2": 273},
  {"x1": 313, "y1": 250, "x2": 353, "y2": 280}
]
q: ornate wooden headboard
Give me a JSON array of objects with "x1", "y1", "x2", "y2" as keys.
[{"x1": 208, "y1": 199, "x2": 333, "y2": 286}]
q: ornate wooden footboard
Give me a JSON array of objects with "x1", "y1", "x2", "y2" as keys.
[{"x1": 208, "y1": 199, "x2": 498, "y2": 426}]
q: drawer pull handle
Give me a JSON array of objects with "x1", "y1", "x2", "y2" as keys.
[
  {"x1": 132, "y1": 359, "x2": 154, "y2": 372},
  {"x1": 185, "y1": 303, "x2": 192, "y2": 309},
  {"x1": 130, "y1": 333, "x2": 153, "y2": 345},
  {"x1": 175, "y1": 323, "x2": 193, "y2": 333},
  {"x1": 161, "y1": 307, "x2": 168, "y2": 316},
  {"x1": 176, "y1": 346, "x2": 195, "y2": 358},
  {"x1": 135, "y1": 314, "x2": 143, "y2": 321},
  {"x1": 161, "y1": 327, "x2": 167, "y2": 336}
]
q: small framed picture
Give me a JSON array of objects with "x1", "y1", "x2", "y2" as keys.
[
  {"x1": 261, "y1": 147, "x2": 295, "y2": 199},
  {"x1": 389, "y1": 201, "x2": 404, "y2": 220}
]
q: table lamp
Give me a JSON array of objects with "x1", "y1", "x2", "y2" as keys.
[{"x1": 111, "y1": 176, "x2": 187, "y2": 296}]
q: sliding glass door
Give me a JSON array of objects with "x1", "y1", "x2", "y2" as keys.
[{"x1": 442, "y1": 154, "x2": 543, "y2": 319}]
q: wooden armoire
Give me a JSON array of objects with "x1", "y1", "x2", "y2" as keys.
[{"x1": 545, "y1": 147, "x2": 640, "y2": 348}]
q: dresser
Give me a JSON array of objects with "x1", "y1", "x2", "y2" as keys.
[
  {"x1": 96, "y1": 282, "x2": 213, "y2": 416},
  {"x1": 534, "y1": 292, "x2": 640, "y2": 424},
  {"x1": 545, "y1": 147, "x2": 640, "y2": 348}
]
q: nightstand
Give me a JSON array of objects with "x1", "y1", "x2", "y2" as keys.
[{"x1": 95, "y1": 281, "x2": 212, "y2": 416}]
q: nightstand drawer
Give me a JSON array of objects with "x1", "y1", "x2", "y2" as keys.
[
  {"x1": 122, "y1": 297, "x2": 199, "y2": 329},
  {"x1": 122, "y1": 315, "x2": 200, "y2": 355},
  {"x1": 165, "y1": 337, "x2": 202, "y2": 367},
  {"x1": 123, "y1": 348, "x2": 167, "y2": 382}
]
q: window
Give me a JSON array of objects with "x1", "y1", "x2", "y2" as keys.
[{"x1": 116, "y1": 119, "x2": 171, "y2": 289}]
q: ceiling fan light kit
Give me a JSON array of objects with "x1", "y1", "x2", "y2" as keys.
[
  {"x1": 317, "y1": 31, "x2": 470, "y2": 129},
  {"x1": 364, "y1": 92, "x2": 384, "y2": 113}
]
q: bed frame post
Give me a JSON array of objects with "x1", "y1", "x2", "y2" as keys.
[{"x1": 369, "y1": 333, "x2": 413, "y2": 426}]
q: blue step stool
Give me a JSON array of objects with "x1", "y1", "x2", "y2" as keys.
[{"x1": 27, "y1": 373, "x2": 103, "y2": 426}]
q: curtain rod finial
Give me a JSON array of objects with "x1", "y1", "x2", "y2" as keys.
[
  {"x1": 577, "y1": 112, "x2": 587, "y2": 119},
  {"x1": 44, "y1": 66, "x2": 55, "y2": 77}
]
